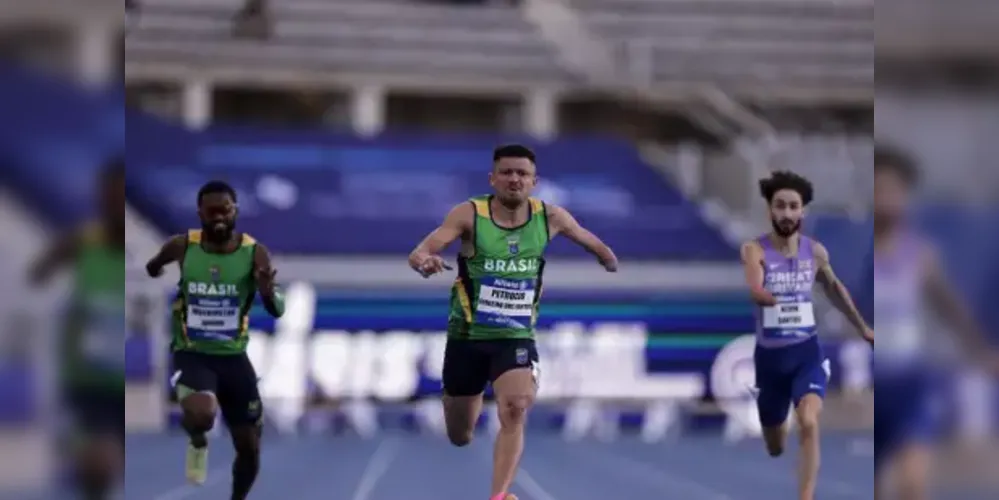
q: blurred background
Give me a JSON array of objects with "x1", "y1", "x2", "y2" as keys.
[{"x1": 0, "y1": 0, "x2": 996, "y2": 498}]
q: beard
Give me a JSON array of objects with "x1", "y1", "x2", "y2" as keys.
[
  {"x1": 202, "y1": 220, "x2": 235, "y2": 242},
  {"x1": 771, "y1": 218, "x2": 801, "y2": 238}
]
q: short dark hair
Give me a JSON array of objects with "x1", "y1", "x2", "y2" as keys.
[
  {"x1": 759, "y1": 171, "x2": 814, "y2": 206},
  {"x1": 197, "y1": 180, "x2": 237, "y2": 205},
  {"x1": 875, "y1": 143, "x2": 919, "y2": 187},
  {"x1": 493, "y1": 144, "x2": 536, "y2": 164}
]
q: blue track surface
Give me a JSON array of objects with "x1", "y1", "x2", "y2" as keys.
[{"x1": 126, "y1": 431, "x2": 876, "y2": 500}]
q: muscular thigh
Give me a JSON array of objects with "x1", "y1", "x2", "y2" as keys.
[
  {"x1": 488, "y1": 339, "x2": 540, "y2": 398},
  {"x1": 214, "y1": 354, "x2": 263, "y2": 428},
  {"x1": 171, "y1": 351, "x2": 219, "y2": 399}
]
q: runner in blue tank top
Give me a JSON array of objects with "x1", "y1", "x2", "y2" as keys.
[
  {"x1": 873, "y1": 145, "x2": 994, "y2": 500},
  {"x1": 740, "y1": 171, "x2": 873, "y2": 500}
]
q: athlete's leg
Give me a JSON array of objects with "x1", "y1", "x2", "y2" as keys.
[
  {"x1": 172, "y1": 351, "x2": 219, "y2": 484},
  {"x1": 793, "y1": 394, "x2": 823, "y2": 500},
  {"x1": 891, "y1": 444, "x2": 932, "y2": 500},
  {"x1": 488, "y1": 340, "x2": 539, "y2": 499},
  {"x1": 876, "y1": 367, "x2": 940, "y2": 500},
  {"x1": 755, "y1": 351, "x2": 793, "y2": 457},
  {"x1": 443, "y1": 395, "x2": 484, "y2": 446},
  {"x1": 441, "y1": 339, "x2": 490, "y2": 446},
  {"x1": 217, "y1": 353, "x2": 265, "y2": 500},
  {"x1": 791, "y1": 356, "x2": 829, "y2": 500},
  {"x1": 67, "y1": 389, "x2": 124, "y2": 499}
]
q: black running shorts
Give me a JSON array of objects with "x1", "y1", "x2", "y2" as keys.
[
  {"x1": 441, "y1": 338, "x2": 539, "y2": 397},
  {"x1": 171, "y1": 350, "x2": 263, "y2": 427}
]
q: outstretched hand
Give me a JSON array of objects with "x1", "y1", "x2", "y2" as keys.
[{"x1": 415, "y1": 255, "x2": 453, "y2": 278}]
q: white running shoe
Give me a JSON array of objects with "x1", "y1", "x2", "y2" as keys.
[{"x1": 185, "y1": 443, "x2": 208, "y2": 485}]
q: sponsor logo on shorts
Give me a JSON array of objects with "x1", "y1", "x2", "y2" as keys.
[{"x1": 515, "y1": 348, "x2": 529, "y2": 365}]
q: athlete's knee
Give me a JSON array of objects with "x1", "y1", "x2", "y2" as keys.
[
  {"x1": 497, "y1": 395, "x2": 532, "y2": 429},
  {"x1": 231, "y1": 427, "x2": 261, "y2": 457},
  {"x1": 447, "y1": 428, "x2": 474, "y2": 447},
  {"x1": 75, "y1": 437, "x2": 121, "y2": 494},
  {"x1": 442, "y1": 395, "x2": 481, "y2": 446},
  {"x1": 762, "y1": 426, "x2": 787, "y2": 457},
  {"x1": 796, "y1": 395, "x2": 822, "y2": 436},
  {"x1": 180, "y1": 392, "x2": 217, "y2": 431},
  {"x1": 797, "y1": 414, "x2": 820, "y2": 438}
]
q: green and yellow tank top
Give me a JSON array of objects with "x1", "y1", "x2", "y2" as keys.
[
  {"x1": 448, "y1": 195, "x2": 549, "y2": 340},
  {"x1": 65, "y1": 223, "x2": 126, "y2": 389},
  {"x1": 172, "y1": 230, "x2": 257, "y2": 355}
]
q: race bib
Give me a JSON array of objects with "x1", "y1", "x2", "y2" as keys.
[
  {"x1": 761, "y1": 302, "x2": 815, "y2": 331},
  {"x1": 187, "y1": 297, "x2": 241, "y2": 338},
  {"x1": 474, "y1": 277, "x2": 536, "y2": 328}
]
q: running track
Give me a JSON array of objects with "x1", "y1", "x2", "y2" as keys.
[{"x1": 126, "y1": 431, "x2": 881, "y2": 500}]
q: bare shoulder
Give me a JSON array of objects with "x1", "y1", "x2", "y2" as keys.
[
  {"x1": 445, "y1": 201, "x2": 475, "y2": 228},
  {"x1": 810, "y1": 239, "x2": 830, "y2": 264},
  {"x1": 165, "y1": 233, "x2": 188, "y2": 251},
  {"x1": 739, "y1": 239, "x2": 763, "y2": 262},
  {"x1": 546, "y1": 203, "x2": 569, "y2": 223}
]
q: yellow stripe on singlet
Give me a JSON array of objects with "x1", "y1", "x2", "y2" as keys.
[
  {"x1": 454, "y1": 277, "x2": 473, "y2": 322},
  {"x1": 471, "y1": 198, "x2": 489, "y2": 218},
  {"x1": 529, "y1": 197, "x2": 544, "y2": 215}
]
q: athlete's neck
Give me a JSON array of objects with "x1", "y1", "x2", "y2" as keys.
[
  {"x1": 202, "y1": 233, "x2": 240, "y2": 253},
  {"x1": 873, "y1": 222, "x2": 901, "y2": 253},
  {"x1": 490, "y1": 197, "x2": 529, "y2": 227},
  {"x1": 768, "y1": 232, "x2": 800, "y2": 255}
]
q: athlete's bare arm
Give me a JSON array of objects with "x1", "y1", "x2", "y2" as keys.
[
  {"x1": 408, "y1": 203, "x2": 471, "y2": 277},
  {"x1": 252, "y1": 243, "x2": 284, "y2": 318},
  {"x1": 923, "y1": 246, "x2": 989, "y2": 355},
  {"x1": 30, "y1": 232, "x2": 81, "y2": 286},
  {"x1": 547, "y1": 204, "x2": 618, "y2": 271},
  {"x1": 739, "y1": 241, "x2": 777, "y2": 306},
  {"x1": 813, "y1": 241, "x2": 873, "y2": 342},
  {"x1": 145, "y1": 234, "x2": 187, "y2": 278}
]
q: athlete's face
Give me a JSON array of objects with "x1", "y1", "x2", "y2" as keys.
[
  {"x1": 874, "y1": 167, "x2": 909, "y2": 226},
  {"x1": 490, "y1": 157, "x2": 536, "y2": 207},
  {"x1": 198, "y1": 192, "x2": 237, "y2": 241},
  {"x1": 769, "y1": 189, "x2": 805, "y2": 237}
]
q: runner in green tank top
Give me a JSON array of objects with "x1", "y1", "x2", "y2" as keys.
[
  {"x1": 146, "y1": 180, "x2": 284, "y2": 499},
  {"x1": 408, "y1": 145, "x2": 618, "y2": 500},
  {"x1": 30, "y1": 159, "x2": 125, "y2": 500}
]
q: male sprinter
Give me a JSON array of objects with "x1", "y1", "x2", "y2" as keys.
[
  {"x1": 409, "y1": 145, "x2": 618, "y2": 500},
  {"x1": 873, "y1": 145, "x2": 993, "y2": 500},
  {"x1": 740, "y1": 171, "x2": 873, "y2": 500},
  {"x1": 31, "y1": 159, "x2": 125, "y2": 500},
  {"x1": 146, "y1": 180, "x2": 284, "y2": 500}
]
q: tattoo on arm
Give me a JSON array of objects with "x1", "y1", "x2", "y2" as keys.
[
  {"x1": 253, "y1": 243, "x2": 284, "y2": 318},
  {"x1": 814, "y1": 243, "x2": 866, "y2": 331}
]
